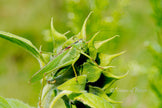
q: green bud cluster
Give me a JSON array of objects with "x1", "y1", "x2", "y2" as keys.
[{"x1": 39, "y1": 12, "x2": 127, "y2": 108}]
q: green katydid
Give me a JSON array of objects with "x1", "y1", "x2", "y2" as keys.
[
  {"x1": 0, "y1": 10, "x2": 127, "y2": 108},
  {"x1": 30, "y1": 12, "x2": 93, "y2": 83},
  {"x1": 30, "y1": 39, "x2": 88, "y2": 83},
  {"x1": 30, "y1": 11, "x2": 125, "y2": 83}
]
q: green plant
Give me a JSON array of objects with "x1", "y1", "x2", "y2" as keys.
[
  {"x1": 147, "y1": 0, "x2": 162, "y2": 107},
  {"x1": 0, "y1": 96, "x2": 33, "y2": 108},
  {"x1": 64, "y1": 0, "x2": 127, "y2": 40},
  {"x1": 0, "y1": 13, "x2": 126, "y2": 108}
]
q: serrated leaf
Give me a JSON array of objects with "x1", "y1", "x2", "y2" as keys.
[
  {"x1": 51, "y1": 18, "x2": 67, "y2": 54},
  {"x1": 74, "y1": 93, "x2": 113, "y2": 108},
  {"x1": 57, "y1": 76, "x2": 87, "y2": 93},
  {"x1": 82, "y1": 62, "x2": 102, "y2": 82},
  {"x1": 89, "y1": 86, "x2": 121, "y2": 103},
  {"x1": 0, "y1": 96, "x2": 11, "y2": 108},
  {"x1": 99, "y1": 51, "x2": 126, "y2": 66},
  {"x1": 0, "y1": 31, "x2": 41, "y2": 60}
]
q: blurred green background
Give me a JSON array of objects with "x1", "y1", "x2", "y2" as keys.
[{"x1": 0, "y1": 0, "x2": 161, "y2": 107}]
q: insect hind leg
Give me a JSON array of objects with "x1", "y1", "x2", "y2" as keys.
[
  {"x1": 72, "y1": 63, "x2": 78, "y2": 81},
  {"x1": 39, "y1": 73, "x2": 47, "y2": 108},
  {"x1": 80, "y1": 51, "x2": 103, "y2": 69}
]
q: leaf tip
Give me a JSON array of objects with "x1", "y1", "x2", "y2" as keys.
[
  {"x1": 77, "y1": 11, "x2": 93, "y2": 40},
  {"x1": 94, "y1": 35, "x2": 120, "y2": 49}
]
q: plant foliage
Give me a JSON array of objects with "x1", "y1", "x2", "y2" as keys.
[{"x1": 0, "y1": 12, "x2": 126, "y2": 108}]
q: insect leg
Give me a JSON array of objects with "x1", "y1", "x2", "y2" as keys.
[
  {"x1": 80, "y1": 51, "x2": 103, "y2": 69},
  {"x1": 72, "y1": 63, "x2": 78, "y2": 81},
  {"x1": 39, "y1": 73, "x2": 46, "y2": 108}
]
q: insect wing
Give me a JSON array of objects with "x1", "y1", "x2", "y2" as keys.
[{"x1": 30, "y1": 47, "x2": 81, "y2": 83}]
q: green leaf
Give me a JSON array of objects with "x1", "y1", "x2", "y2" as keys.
[
  {"x1": 94, "y1": 35, "x2": 119, "y2": 50},
  {"x1": 0, "y1": 96, "x2": 33, "y2": 108},
  {"x1": 76, "y1": 12, "x2": 93, "y2": 40},
  {"x1": 68, "y1": 93, "x2": 82, "y2": 100},
  {"x1": 89, "y1": 86, "x2": 121, "y2": 103},
  {"x1": 72, "y1": 105, "x2": 77, "y2": 108},
  {"x1": 88, "y1": 32, "x2": 99, "y2": 59},
  {"x1": 30, "y1": 47, "x2": 80, "y2": 83},
  {"x1": 82, "y1": 62, "x2": 102, "y2": 82},
  {"x1": 41, "y1": 85, "x2": 56, "y2": 108},
  {"x1": 102, "y1": 71, "x2": 128, "y2": 91},
  {"x1": 51, "y1": 18, "x2": 67, "y2": 54},
  {"x1": 102, "y1": 71, "x2": 128, "y2": 80},
  {"x1": 99, "y1": 51, "x2": 126, "y2": 66},
  {"x1": 49, "y1": 90, "x2": 72, "y2": 108},
  {"x1": 74, "y1": 93, "x2": 113, "y2": 108},
  {"x1": 0, "y1": 96, "x2": 11, "y2": 108},
  {"x1": 41, "y1": 85, "x2": 69, "y2": 108},
  {"x1": 0, "y1": 31, "x2": 40, "y2": 60},
  {"x1": 62, "y1": 11, "x2": 91, "y2": 48},
  {"x1": 103, "y1": 80, "x2": 117, "y2": 92},
  {"x1": 57, "y1": 76, "x2": 87, "y2": 93},
  {"x1": 6, "y1": 99, "x2": 33, "y2": 108},
  {"x1": 62, "y1": 95, "x2": 71, "y2": 108}
]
